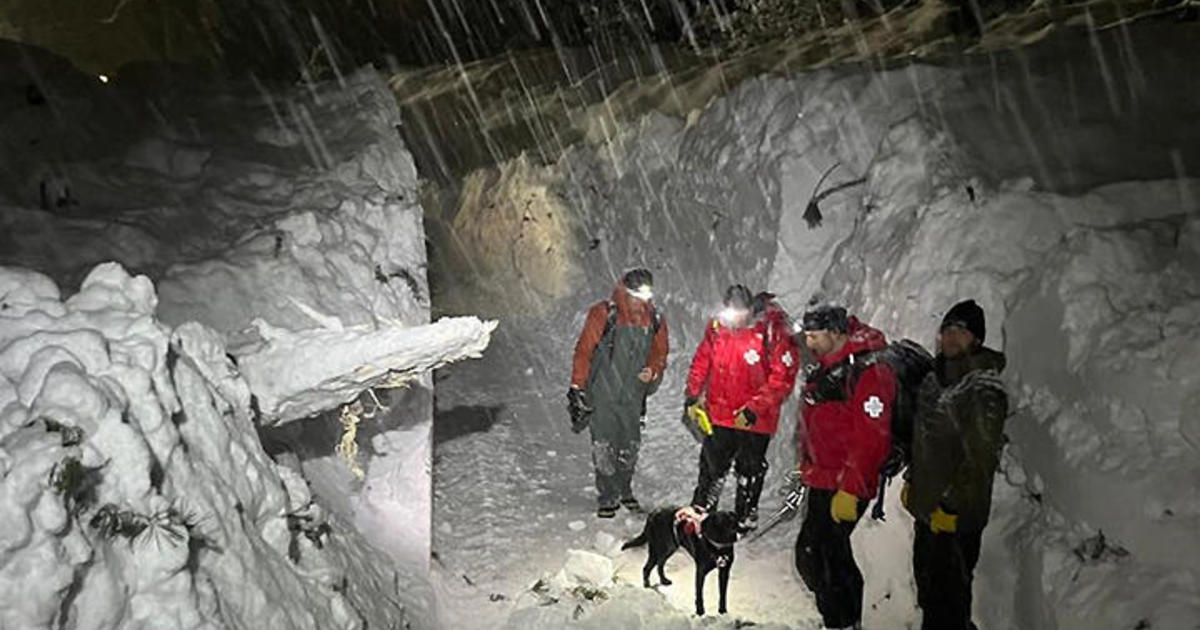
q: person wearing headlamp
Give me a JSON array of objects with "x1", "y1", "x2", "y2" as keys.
[
  {"x1": 684, "y1": 284, "x2": 800, "y2": 533},
  {"x1": 569, "y1": 268, "x2": 669, "y2": 518}
]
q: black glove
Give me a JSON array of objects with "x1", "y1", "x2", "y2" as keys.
[
  {"x1": 683, "y1": 395, "x2": 698, "y2": 412},
  {"x1": 567, "y1": 387, "x2": 593, "y2": 433},
  {"x1": 734, "y1": 407, "x2": 757, "y2": 429}
]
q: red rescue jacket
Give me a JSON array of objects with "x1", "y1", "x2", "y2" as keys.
[
  {"x1": 685, "y1": 310, "x2": 800, "y2": 436},
  {"x1": 798, "y1": 317, "x2": 896, "y2": 499}
]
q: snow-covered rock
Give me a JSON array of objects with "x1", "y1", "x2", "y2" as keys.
[
  {"x1": 557, "y1": 549, "x2": 615, "y2": 587},
  {"x1": 571, "y1": 586, "x2": 688, "y2": 630}
]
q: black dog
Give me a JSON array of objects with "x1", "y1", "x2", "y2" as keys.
[{"x1": 621, "y1": 506, "x2": 739, "y2": 616}]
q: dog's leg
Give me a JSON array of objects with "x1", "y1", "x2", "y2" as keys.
[
  {"x1": 717, "y1": 561, "x2": 731, "y2": 615},
  {"x1": 694, "y1": 565, "x2": 710, "y2": 616},
  {"x1": 657, "y1": 559, "x2": 672, "y2": 586},
  {"x1": 642, "y1": 556, "x2": 654, "y2": 588}
]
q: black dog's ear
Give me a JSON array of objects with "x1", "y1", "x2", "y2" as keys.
[{"x1": 706, "y1": 513, "x2": 741, "y2": 546}]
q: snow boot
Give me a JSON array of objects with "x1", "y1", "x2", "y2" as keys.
[
  {"x1": 737, "y1": 509, "x2": 758, "y2": 533},
  {"x1": 620, "y1": 497, "x2": 644, "y2": 513},
  {"x1": 597, "y1": 505, "x2": 618, "y2": 518},
  {"x1": 735, "y1": 473, "x2": 765, "y2": 532}
]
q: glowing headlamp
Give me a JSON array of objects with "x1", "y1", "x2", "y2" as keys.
[
  {"x1": 629, "y1": 284, "x2": 654, "y2": 301},
  {"x1": 719, "y1": 306, "x2": 749, "y2": 325}
]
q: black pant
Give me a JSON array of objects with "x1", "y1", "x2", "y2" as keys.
[
  {"x1": 794, "y1": 488, "x2": 868, "y2": 628},
  {"x1": 691, "y1": 425, "x2": 770, "y2": 517},
  {"x1": 913, "y1": 525, "x2": 984, "y2": 630}
]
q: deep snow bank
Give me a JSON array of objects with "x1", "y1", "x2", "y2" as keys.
[
  {"x1": 0, "y1": 263, "x2": 408, "y2": 629},
  {"x1": 431, "y1": 22, "x2": 1200, "y2": 630},
  {"x1": 0, "y1": 40, "x2": 494, "y2": 627},
  {"x1": 805, "y1": 119, "x2": 1200, "y2": 627}
]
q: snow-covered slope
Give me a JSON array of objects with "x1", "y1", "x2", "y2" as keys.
[{"x1": 0, "y1": 41, "x2": 430, "y2": 343}]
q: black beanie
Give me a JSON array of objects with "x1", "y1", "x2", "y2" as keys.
[
  {"x1": 724, "y1": 284, "x2": 753, "y2": 310},
  {"x1": 751, "y1": 291, "x2": 775, "y2": 316},
  {"x1": 941, "y1": 299, "x2": 985, "y2": 343},
  {"x1": 801, "y1": 305, "x2": 849, "y2": 334}
]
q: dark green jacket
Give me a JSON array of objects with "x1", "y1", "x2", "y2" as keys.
[{"x1": 907, "y1": 346, "x2": 1008, "y2": 532}]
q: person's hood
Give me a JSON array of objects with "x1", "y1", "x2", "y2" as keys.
[{"x1": 818, "y1": 316, "x2": 887, "y2": 367}]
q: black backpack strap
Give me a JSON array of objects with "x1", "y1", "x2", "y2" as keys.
[
  {"x1": 603, "y1": 301, "x2": 661, "y2": 360},
  {"x1": 602, "y1": 300, "x2": 619, "y2": 357},
  {"x1": 762, "y1": 319, "x2": 773, "y2": 365}
]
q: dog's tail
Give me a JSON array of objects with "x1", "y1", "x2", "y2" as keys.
[{"x1": 620, "y1": 532, "x2": 648, "y2": 550}]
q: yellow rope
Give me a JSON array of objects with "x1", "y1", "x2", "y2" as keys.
[{"x1": 336, "y1": 401, "x2": 366, "y2": 480}]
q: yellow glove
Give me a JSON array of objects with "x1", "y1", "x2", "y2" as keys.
[
  {"x1": 830, "y1": 489, "x2": 859, "y2": 523},
  {"x1": 687, "y1": 403, "x2": 713, "y2": 436},
  {"x1": 930, "y1": 507, "x2": 958, "y2": 534}
]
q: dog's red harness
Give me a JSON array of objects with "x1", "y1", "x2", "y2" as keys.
[{"x1": 672, "y1": 506, "x2": 735, "y2": 549}]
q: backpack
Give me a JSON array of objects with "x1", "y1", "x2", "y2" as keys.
[
  {"x1": 857, "y1": 339, "x2": 934, "y2": 519},
  {"x1": 805, "y1": 338, "x2": 934, "y2": 519}
]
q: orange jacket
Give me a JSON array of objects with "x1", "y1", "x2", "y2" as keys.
[{"x1": 571, "y1": 284, "x2": 669, "y2": 389}]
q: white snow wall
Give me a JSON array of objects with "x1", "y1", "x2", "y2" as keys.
[
  {"x1": 0, "y1": 263, "x2": 408, "y2": 629},
  {"x1": 0, "y1": 41, "x2": 448, "y2": 623},
  {"x1": 428, "y1": 23, "x2": 1200, "y2": 629}
]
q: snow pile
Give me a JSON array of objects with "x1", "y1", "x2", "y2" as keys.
[
  {"x1": 0, "y1": 263, "x2": 409, "y2": 629},
  {"x1": 555, "y1": 549, "x2": 615, "y2": 588},
  {"x1": 0, "y1": 41, "x2": 484, "y2": 624},
  {"x1": 242, "y1": 315, "x2": 498, "y2": 426}
]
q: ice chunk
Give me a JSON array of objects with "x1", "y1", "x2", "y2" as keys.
[{"x1": 559, "y1": 549, "x2": 614, "y2": 586}]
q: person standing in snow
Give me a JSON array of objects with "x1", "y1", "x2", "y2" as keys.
[
  {"x1": 904, "y1": 300, "x2": 1008, "y2": 630},
  {"x1": 568, "y1": 268, "x2": 669, "y2": 518},
  {"x1": 685, "y1": 286, "x2": 801, "y2": 533},
  {"x1": 793, "y1": 305, "x2": 896, "y2": 630}
]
